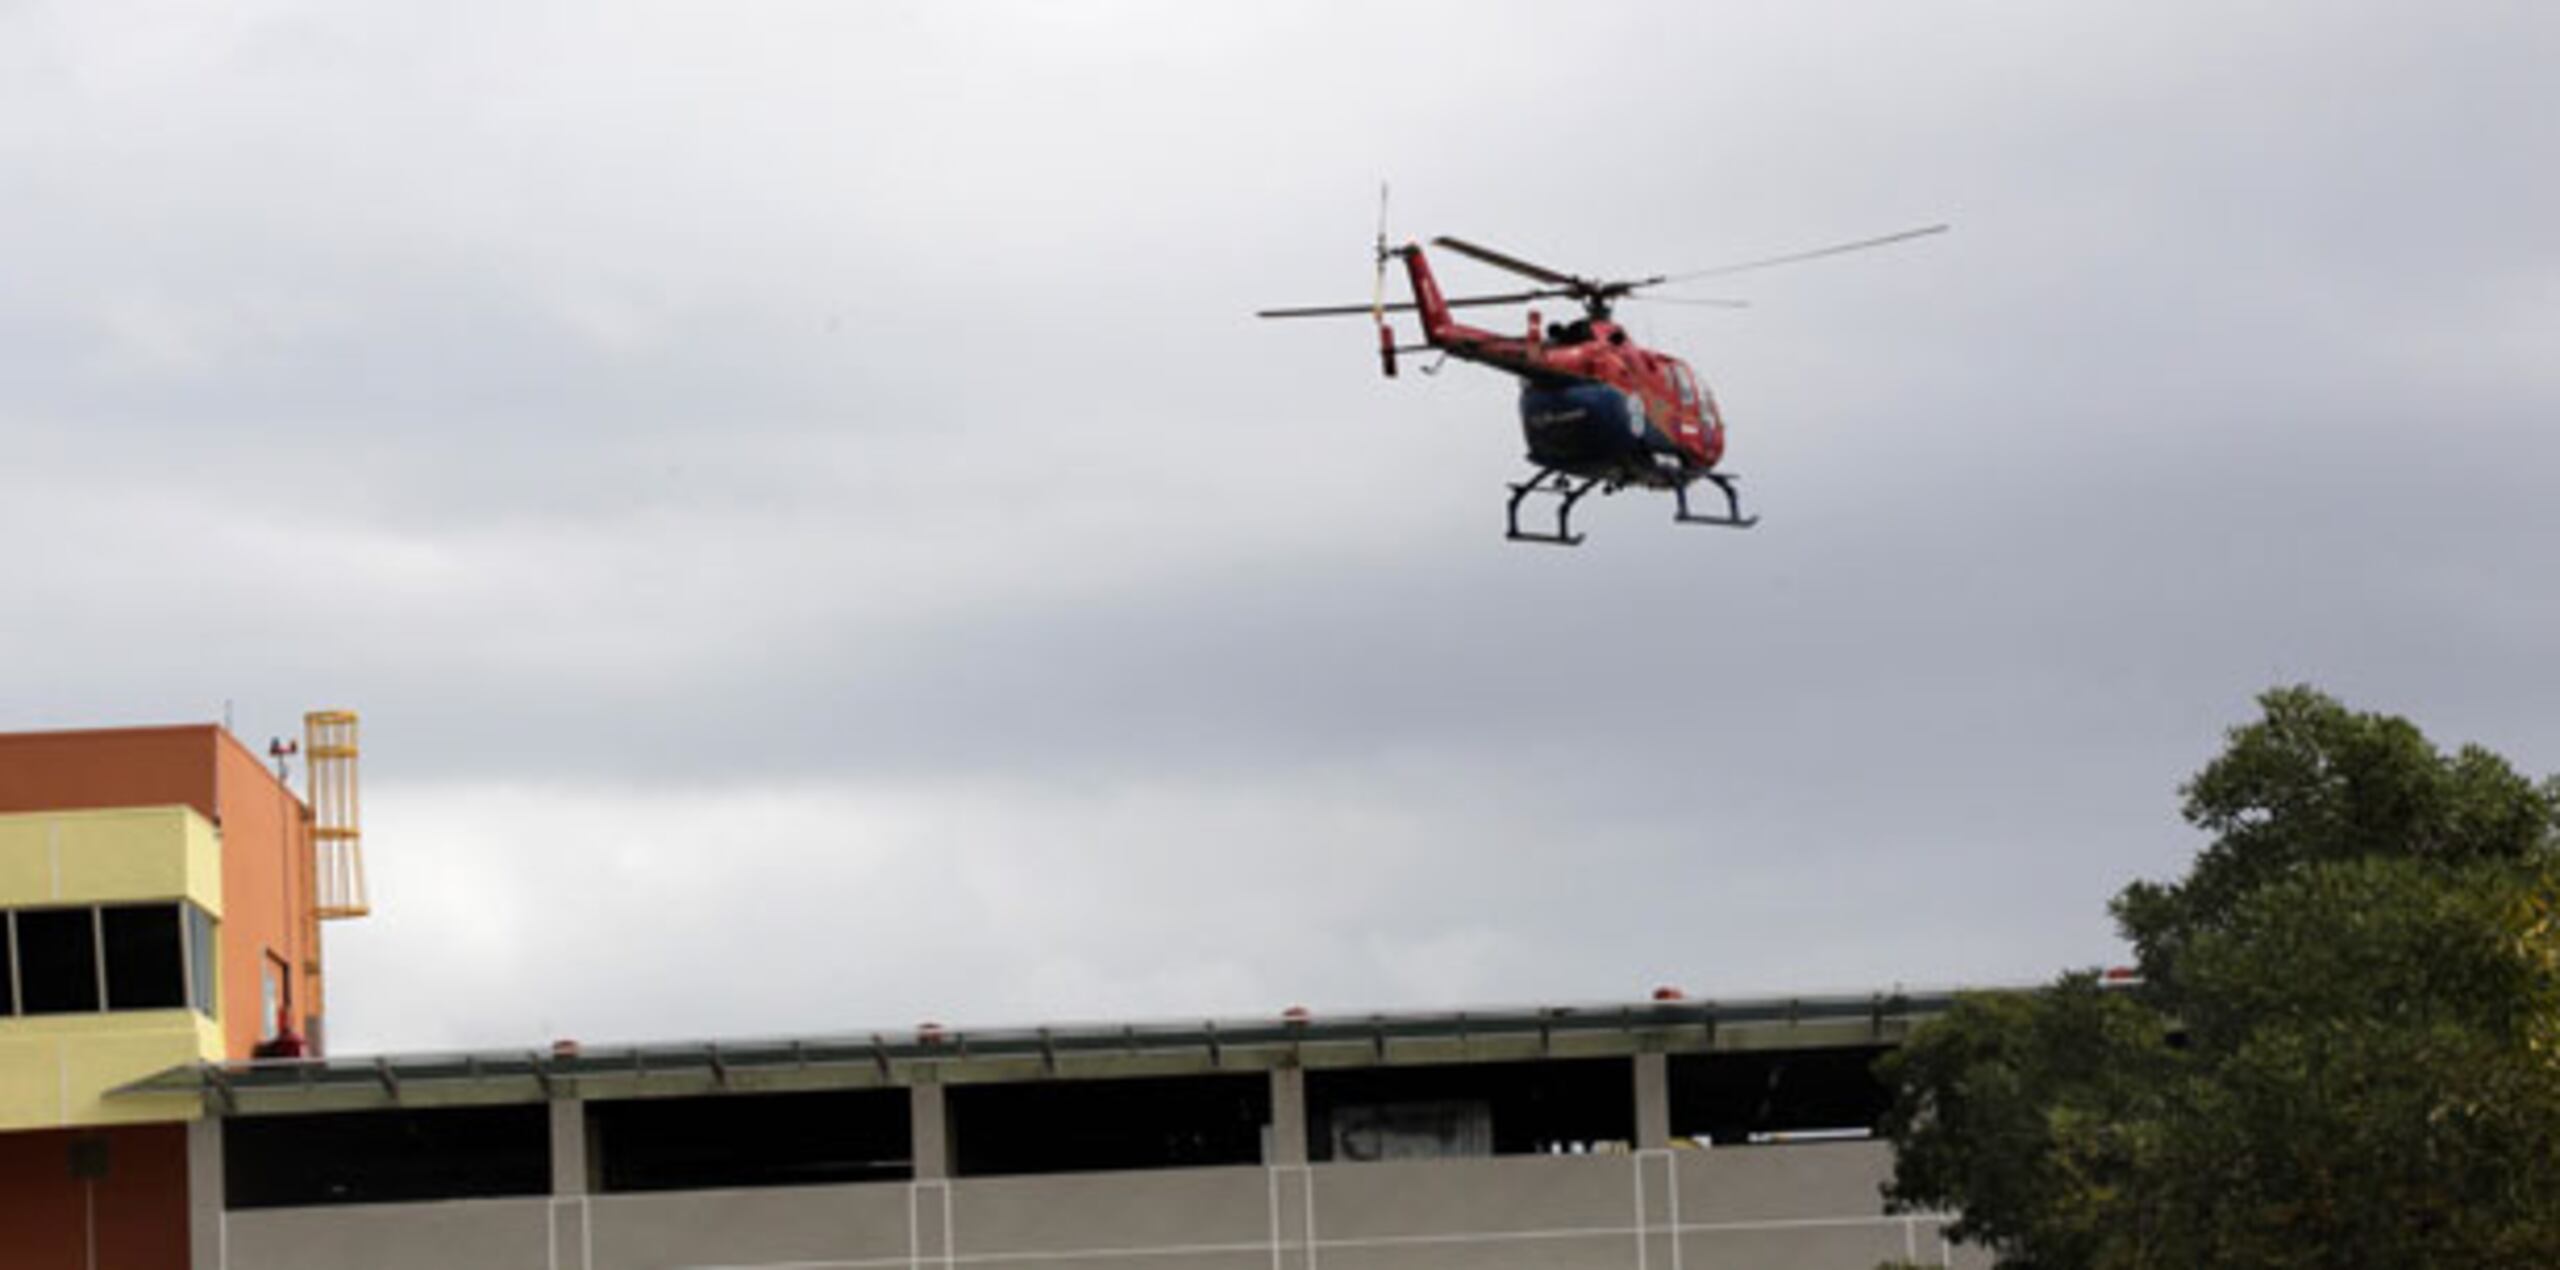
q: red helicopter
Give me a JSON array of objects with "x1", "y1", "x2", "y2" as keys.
[{"x1": 1259, "y1": 211, "x2": 1946, "y2": 544}]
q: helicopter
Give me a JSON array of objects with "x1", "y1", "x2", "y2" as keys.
[{"x1": 1258, "y1": 212, "x2": 1947, "y2": 545}]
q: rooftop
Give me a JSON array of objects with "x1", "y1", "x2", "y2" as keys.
[{"x1": 129, "y1": 986, "x2": 1971, "y2": 1117}]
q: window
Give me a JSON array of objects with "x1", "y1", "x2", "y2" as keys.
[
  {"x1": 186, "y1": 905, "x2": 218, "y2": 1018},
  {"x1": 102, "y1": 905, "x2": 186, "y2": 1010},
  {"x1": 1671, "y1": 362, "x2": 1700, "y2": 409},
  {"x1": 17, "y1": 908, "x2": 103, "y2": 1014},
  {"x1": 261, "y1": 953, "x2": 289, "y2": 1039},
  {"x1": 0, "y1": 902, "x2": 215, "y2": 1018}
]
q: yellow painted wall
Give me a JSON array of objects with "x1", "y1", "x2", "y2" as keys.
[
  {"x1": 0, "y1": 1011, "x2": 218, "y2": 1130},
  {"x1": 0, "y1": 808, "x2": 225, "y2": 1130},
  {"x1": 0, "y1": 806, "x2": 222, "y2": 913}
]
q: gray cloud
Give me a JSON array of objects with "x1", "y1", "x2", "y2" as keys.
[{"x1": 5, "y1": 1, "x2": 2556, "y2": 1052}]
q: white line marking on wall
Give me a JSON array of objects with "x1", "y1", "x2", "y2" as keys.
[
  {"x1": 1299, "y1": 1165, "x2": 1317, "y2": 1270},
  {"x1": 673, "y1": 1211, "x2": 1968, "y2": 1270},
  {"x1": 1266, "y1": 1166, "x2": 1281, "y2": 1270},
  {"x1": 1631, "y1": 1152, "x2": 1648, "y2": 1270},
  {"x1": 1666, "y1": 1150, "x2": 1683, "y2": 1270}
]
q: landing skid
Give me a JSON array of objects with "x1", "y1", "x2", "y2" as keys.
[
  {"x1": 1505, "y1": 470, "x2": 1600, "y2": 546},
  {"x1": 1504, "y1": 468, "x2": 1759, "y2": 544},
  {"x1": 1674, "y1": 472, "x2": 1759, "y2": 529}
]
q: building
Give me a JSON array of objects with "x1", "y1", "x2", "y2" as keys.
[
  {"x1": 0, "y1": 719, "x2": 363, "y2": 1270},
  {"x1": 154, "y1": 994, "x2": 1985, "y2": 1270},
  {"x1": 2, "y1": 719, "x2": 1986, "y2": 1270}
]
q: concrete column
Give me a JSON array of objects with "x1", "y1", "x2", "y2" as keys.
[
  {"x1": 1267, "y1": 1065, "x2": 1308, "y2": 1165},
  {"x1": 550, "y1": 1098, "x2": 589, "y2": 1195},
  {"x1": 550, "y1": 1099, "x2": 593, "y2": 1270},
  {"x1": 186, "y1": 1118, "x2": 223, "y2": 1270},
  {"x1": 910, "y1": 1081, "x2": 951, "y2": 1180},
  {"x1": 1633, "y1": 1052, "x2": 1671, "y2": 1150}
]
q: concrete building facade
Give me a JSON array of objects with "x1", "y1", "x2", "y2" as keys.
[
  {"x1": 1, "y1": 720, "x2": 1986, "y2": 1270},
  {"x1": 161, "y1": 999, "x2": 1988, "y2": 1270}
]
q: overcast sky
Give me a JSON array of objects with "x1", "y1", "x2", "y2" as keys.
[{"x1": 5, "y1": 1, "x2": 2555, "y2": 1053}]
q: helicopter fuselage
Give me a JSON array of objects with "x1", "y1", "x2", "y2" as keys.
[{"x1": 1399, "y1": 246, "x2": 1726, "y2": 490}]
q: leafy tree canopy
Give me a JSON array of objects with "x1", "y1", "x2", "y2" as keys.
[
  {"x1": 1881, "y1": 687, "x2": 2560, "y2": 1269},
  {"x1": 2115, "y1": 684, "x2": 2557, "y2": 988}
]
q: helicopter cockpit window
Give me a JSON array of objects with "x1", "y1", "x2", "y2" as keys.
[{"x1": 1671, "y1": 363, "x2": 1701, "y2": 409}]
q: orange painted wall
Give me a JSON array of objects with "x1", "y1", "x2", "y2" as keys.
[
  {"x1": 0, "y1": 1123, "x2": 189, "y2": 1270},
  {"x1": 212, "y1": 737, "x2": 321, "y2": 1057},
  {"x1": 0, "y1": 724, "x2": 323, "y2": 1058},
  {"x1": 0, "y1": 726, "x2": 220, "y2": 822}
]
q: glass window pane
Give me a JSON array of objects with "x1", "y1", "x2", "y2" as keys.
[
  {"x1": 1, "y1": 914, "x2": 16, "y2": 1015},
  {"x1": 261, "y1": 956, "x2": 284, "y2": 1041},
  {"x1": 18, "y1": 908, "x2": 102, "y2": 1014},
  {"x1": 103, "y1": 905, "x2": 186, "y2": 1011},
  {"x1": 187, "y1": 905, "x2": 219, "y2": 1018}
]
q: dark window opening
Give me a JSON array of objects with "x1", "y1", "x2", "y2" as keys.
[
  {"x1": 0, "y1": 914, "x2": 15, "y2": 1015},
  {"x1": 950, "y1": 1074, "x2": 1269, "y2": 1177},
  {"x1": 592, "y1": 1089, "x2": 911, "y2": 1193},
  {"x1": 224, "y1": 1106, "x2": 550, "y2": 1208},
  {"x1": 1667, "y1": 1047, "x2": 1892, "y2": 1145},
  {"x1": 17, "y1": 908, "x2": 101, "y2": 1015},
  {"x1": 1306, "y1": 1058, "x2": 1633, "y2": 1161},
  {"x1": 102, "y1": 904, "x2": 186, "y2": 1010}
]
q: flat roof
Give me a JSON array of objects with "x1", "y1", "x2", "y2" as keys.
[{"x1": 128, "y1": 987, "x2": 1973, "y2": 1118}]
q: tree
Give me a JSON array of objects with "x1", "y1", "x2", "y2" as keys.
[
  {"x1": 1880, "y1": 687, "x2": 2560, "y2": 1268},
  {"x1": 2114, "y1": 684, "x2": 2555, "y2": 993}
]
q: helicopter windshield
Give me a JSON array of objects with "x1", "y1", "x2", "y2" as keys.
[{"x1": 1669, "y1": 361, "x2": 1701, "y2": 410}]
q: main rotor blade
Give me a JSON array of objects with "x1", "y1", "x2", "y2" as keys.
[
  {"x1": 1259, "y1": 300, "x2": 1399, "y2": 319},
  {"x1": 1257, "y1": 288, "x2": 1565, "y2": 320},
  {"x1": 1626, "y1": 293, "x2": 1752, "y2": 309},
  {"x1": 1372, "y1": 182, "x2": 1392, "y2": 324},
  {"x1": 1431, "y1": 236, "x2": 1579, "y2": 287},
  {"x1": 1662, "y1": 223, "x2": 1949, "y2": 283}
]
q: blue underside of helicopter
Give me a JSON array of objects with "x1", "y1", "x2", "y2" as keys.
[{"x1": 1516, "y1": 380, "x2": 1682, "y2": 482}]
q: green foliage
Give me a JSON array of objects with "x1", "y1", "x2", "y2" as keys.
[
  {"x1": 2114, "y1": 685, "x2": 2557, "y2": 989},
  {"x1": 1882, "y1": 687, "x2": 2560, "y2": 1268},
  {"x1": 1878, "y1": 978, "x2": 2179, "y2": 1268}
]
